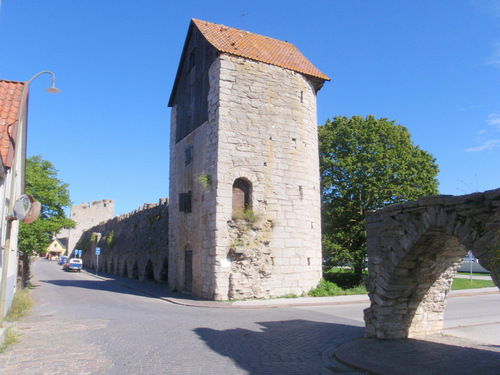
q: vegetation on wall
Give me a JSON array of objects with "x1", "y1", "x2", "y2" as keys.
[
  {"x1": 232, "y1": 207, "x2": 260, "y2": 223},
  {"x1": 105, "y1": 230, "x2": 115, "y2": 248},
  {"x1": 197, "y1": 173, "x2": 212, "y2": 191}
]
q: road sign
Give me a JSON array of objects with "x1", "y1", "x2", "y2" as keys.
[{"x1": 96, "y1": 247, "x2": 101, "y2": 255}]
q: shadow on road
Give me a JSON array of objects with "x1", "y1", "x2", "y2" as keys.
[
  {"x1": 195, "y1": 319, "x2": 364, "y2": 374},
  {"x1": 336, "y1": 336, "x2": 500, "y2": 375},
  {"x1": 38, "y1": 267, "x2": 198, "y2": 302},
  {"x1": 38, "y1": 278, "x2": 155, "y2": 297},
  {"x1": 195, "y1": 318, "x2": 500, "y2": 375}
]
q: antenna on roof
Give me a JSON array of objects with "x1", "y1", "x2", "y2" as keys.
[{"x1": 240, "y1": 9, "x2": 248, "y2": 29}]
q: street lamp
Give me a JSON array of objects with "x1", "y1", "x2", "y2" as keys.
[
  {"x1": 0, "y1": 70, "x2": 60, "y2": 327},
  {"x1": 27, "y1": 71, "x2": 61, "y2": 94}
]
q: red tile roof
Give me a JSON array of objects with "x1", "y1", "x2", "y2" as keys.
[
  {"x1": 0, "y1": 80, "x2": 26, "y2": 167},
  {"x1": 192, "y1": 19, "x2": 330, "y2": 82}
]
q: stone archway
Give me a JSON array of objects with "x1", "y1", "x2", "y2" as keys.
[
  {"x1": 159, "y1": 257, "x2": 168, "y2": 284},
  {"x1": 131, "y1": 261, "x2": 139, "y2": 279},
  {"x1": 122, "y1": 260, "x2": 129, "y2": 278},
  {"x1": 364, "y1": 189, "x2": 500, "y2": 339},
  {"x1": 144, "y1": 259, "x2": 155, "y2": 282},
  {"x1": 108, "y1": 257, "x2": 114, "y2": 274}
]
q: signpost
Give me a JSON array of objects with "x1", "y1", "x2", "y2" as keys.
[{"x1": 96, "y1": 247, "x2": 101, "y2": 274}]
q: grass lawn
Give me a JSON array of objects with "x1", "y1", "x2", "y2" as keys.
[
  {"x1": 309, "y1": 268, "x2": 496, "y2": 296},
  {"x1": 452, "y1": 278, "x2": 495, "y2": 290}
]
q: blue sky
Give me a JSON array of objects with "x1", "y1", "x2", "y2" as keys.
[{"x1": 0, "y1": 1, "x2": 499, "y2": 216}]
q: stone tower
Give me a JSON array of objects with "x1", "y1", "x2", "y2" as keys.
[
  {"x1": 58, "y1": 199, "x2": 115, "y2": 256},
  {"x1": 168, "y1": 19, "x2": 330, "y2": 300}
]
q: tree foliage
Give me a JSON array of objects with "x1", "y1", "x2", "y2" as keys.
[
  {"x1": 319, "y1": 116, "x2": 439, "y2": 281},
  {"x1": 18, "y1": 155, "x2": 75, "y2": 255}
]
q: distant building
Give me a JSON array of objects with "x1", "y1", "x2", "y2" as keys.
[
  {"x1": 46, "y1": 238, "x2": 66, "y2": 258},
  {"x1": 168, "y1": 19, "x2": 330, "y2": 300}
]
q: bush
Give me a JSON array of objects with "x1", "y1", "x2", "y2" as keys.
[
  {"x1": 323, "y1": 267, "x2": 366, "y2": 289},
  {"x1": 308, "y1": 279, "x2": 344, "y2": 296},
  {"x1": 309, "y1": 278, "x2": 368, "y2": 297}
]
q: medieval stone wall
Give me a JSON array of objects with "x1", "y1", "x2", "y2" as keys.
[
  {"x1": 78, "y1": 199, "x2": 169, "y2": 283},
  {"x1": 364, "y1": 189, "x2": 500, "y2": 339}
]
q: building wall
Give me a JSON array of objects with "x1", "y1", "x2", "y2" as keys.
[
  {"x1": 0, "y1": 122, "x2": 25, "y2": 316},
  {"x1": 213, "y1": 55, "x2": 323, "y2": 299},
  {"x1": 169, "y1": 54, "x2": 323, "y2": 300},
  {"x1": 0, "y1": 169, "x2": 19, "y2": 316},
  {"x1": 168, "y1": 62, "x2": 219, "y2": 296}
]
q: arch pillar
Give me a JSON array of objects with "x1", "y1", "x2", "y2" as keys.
[{"x1": 364, "y1": 189, "x2": 500, "y2": 339}]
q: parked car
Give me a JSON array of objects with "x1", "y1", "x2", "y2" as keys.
[
  {"x1": 58, "y1": 256, "x2": 68, "y2": 265},
  {"x1": 63, "y1": 258, "x2": 83, "y2": 272}
]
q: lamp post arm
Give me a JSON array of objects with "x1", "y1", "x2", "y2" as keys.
[
  {"x1": 26, "y1": 71, "x2": 60, "y2": 93},
  {"x1": 27, "y1": 70, "x2": 55, "y2": 84}
]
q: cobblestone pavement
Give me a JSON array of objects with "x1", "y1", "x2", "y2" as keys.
[
  {"x1": 336, "y1": 334, "x2": 500, "y2": 375},
  {"x1": 1, "y1": 259, "x2": 498, "y2": 375},
  {"x1": 1, "y1": 318, "x2": 113, "y2": 374}
]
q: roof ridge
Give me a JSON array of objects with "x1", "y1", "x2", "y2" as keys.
[
  {"x1": 191, "y1": 19, "x2": 330, "y2": 82},
  {"x1": 191, "y1": 18, "x2": 297, "y2": 47}
]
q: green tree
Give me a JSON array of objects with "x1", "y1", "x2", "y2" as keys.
[
  {"x1": 319, "y1": 115, "x2": 439, "y2": 283},
  {"x1": 18, "y1": 155, "x2": 75, "y2": 256}
]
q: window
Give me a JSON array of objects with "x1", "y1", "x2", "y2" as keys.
[
  {"x1": 179, "y1": 191, "x2": 192, "y2": 213},
  {"x1": 185, "y1": 144, "x2": 194, "y2": 165},
  {"x1": 232, "y1": 178, "x2": 251, "y2": 218}
]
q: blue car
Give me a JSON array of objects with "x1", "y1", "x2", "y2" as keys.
[{"x1": 58, "y1": 256, "x2": 68, "y2": 265}]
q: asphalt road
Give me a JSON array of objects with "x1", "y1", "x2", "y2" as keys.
[
  {"x1": 2, "y1": 259, "x2": 367, "y2": 374},
  {"x1": 443, "y1": 293, "x2": 500, "y2": 345},
  {"x1": 1, "y1": 258, "x2": 498, "y2": 374}
]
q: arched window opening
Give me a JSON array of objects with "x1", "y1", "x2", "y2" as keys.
[{"x1": 232, "y1": 178, "x2": 252, "y2": 219}]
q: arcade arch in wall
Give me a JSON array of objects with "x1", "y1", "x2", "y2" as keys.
[{"x1": 364, "y1": 189, "x2": 500, "y2": 339}]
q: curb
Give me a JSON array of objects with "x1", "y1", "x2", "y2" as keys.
[
  {"x1": 81, "y1": 268, "x2": 370, "y2": 309},
  {"x1": 81, "y1": 268, "x2": 497, "y2": 309}
]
